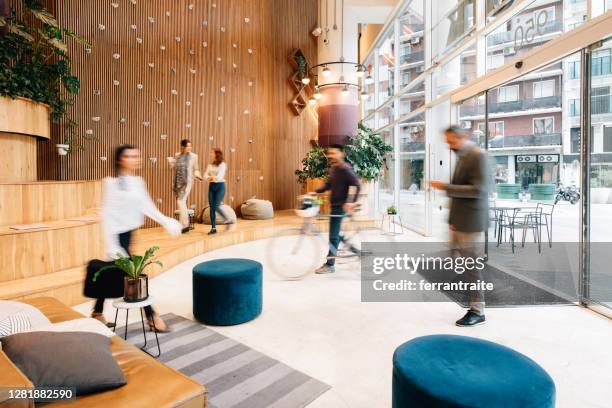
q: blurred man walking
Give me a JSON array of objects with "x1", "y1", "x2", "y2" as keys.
[{"x1": 430, "y1": 126, "x2": 489, "y2": 327}]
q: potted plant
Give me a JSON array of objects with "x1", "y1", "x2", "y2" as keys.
[
  {"x1": 92, "y1": 246, "x2": 162, "y2": 303},
  {"x1": 344, "y1": 123, "x2": 393, "y2": 215},
  {"x1": 0, "y1": 1, "x2": 90, "y2": 150},
  {"x1": 386, "y1": 205, "x2": 397, "y2": 215},
  {"x1": 295, "y1": 145, "x2": 330, "y2": 188}
]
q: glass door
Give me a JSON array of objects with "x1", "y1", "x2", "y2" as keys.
[
  {"x1": 482, "y1": 54, "x2": 582, "y2": 307},
  {"x1": 586, "y1": 38, "x2": 612, "y2": 312}
]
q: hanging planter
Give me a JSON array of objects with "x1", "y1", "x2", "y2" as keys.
[{"x1": 0, "y1": 1, "x2": 90, "y2": 150}]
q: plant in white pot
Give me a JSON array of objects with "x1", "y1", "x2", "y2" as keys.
[
  {"x1": 93, "y1": 246, "x2": 162, "y2": 303},
  {"x1": 0, "y1": 1, "x2": 90, "y2": 151}
]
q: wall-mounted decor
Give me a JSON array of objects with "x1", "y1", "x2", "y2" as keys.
[{"x1": 288, "y1": 48, "x2": 314, "y2": 116}]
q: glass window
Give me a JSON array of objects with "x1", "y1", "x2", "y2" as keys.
[
  {"x1": 458, "y1": 94, "x2": 487, "y2": 149},
  {"x1": 498, "y1": 85, "x2": 519, "y2": 102},
  {"x1": 533, "y1": 79, "x2": 555, "y2": 98},
  {"x1": 399, "y1": 112, "x2": 426, "y2": 230},
  {"x1": 592, "y1": 0, "x2": 612, "y2": 17},
  {"x1": 378, "y1": 30, "x2": 396, "y2": 104},
  {"x1": 604, "y1": 126, "x2": 612, "y2": 152},
  {"x1": 378, "y1": 128, "x2": 395, "y2": 215},
  {"x1": 377, "y1": 101, "x2": 395, "y2": 129},
  {"x1": 569, "y1": 98, "x2": 580, "y2": 117},
  {"x1": 431, "y1": 42, "x2": 476, "y2": 99},
  {"x1": 486, "y1": 0, "x2": 514, "y2": 18},
  {"x1": 431, "y1": 0, "x2": 475, "y2": 60},
  {"x1": 592, "y1": 49, "x2": 612, "y2": 77},
  {"x1": 399, "y1": 79, "x2": 425, "y2": 116},
  {"x1": 485, "y1": 0, "x2": 587, "y2": 73},
  {"x1": 568, "y1": 60, "x2": 580, "y2": 79},
  {"x1": 398, "y1": 0, "x2": 425, "y2": 89},
  {"x1": 534, "y1": 117, "x2": 554, "y2": 134},
  {"x1": 570, "y1": 127, "x2": 580, "y2": 153},
  {"x1": 362, "y1": 114, "x2": 376, "y2": 131},
  {"x1": 592, "y1": 86, "x2": 611, "y2": 115}
]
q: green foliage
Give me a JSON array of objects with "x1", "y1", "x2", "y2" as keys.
[
  {"x1": 295, "y1": 146, "x2": 330, "y2": 184},
  {"x1": 0, "y1": 0, "x2": 90, "y2": 148},
  {"x1": 295, "y1": 54, "x2": 307, "y2": 78},
  {"x1": 93, "y1": 246, "x2": 163, "y2": 282},
  {"x1": 345, "y1": 123, "x2": 393, "y2": 182},
  {"x1": 295, "y1": 124, "x2": 393, "y2": 184},
  {"x1": 386, "y1": 205, "x2": 397, "y2": 215}
]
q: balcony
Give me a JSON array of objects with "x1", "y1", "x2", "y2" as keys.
[
  {"x1": 488, "y1": 133, "x2": 561, "y2": 148},
  {"x1": 592, "y1": 95, "x2": 612, "y2": 115},
  {"x1": 399, "y1": 51, "x2": 424, "y2": 66},
  {"x1": 486, "y1": 20, "x2": 563, "y2": 47},
  {"x1": 459, "y1": 96, "x2": 561, "y2": 117},
  {"x1": 400, "y1": 141, "x2": 425, "y2": 152}
]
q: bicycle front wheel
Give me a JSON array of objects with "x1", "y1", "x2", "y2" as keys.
[{"x1": 265, "y1": 228, "x2": 326, "y2": 280}]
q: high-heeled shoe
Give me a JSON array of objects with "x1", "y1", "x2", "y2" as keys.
[
  {"x1": 147, "y1": 314, "x2": 170, "y2": 333},
  {"x1": 91, "y1": 312, "x2": 115, "y2": 328}
]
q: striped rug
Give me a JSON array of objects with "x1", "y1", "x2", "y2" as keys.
[{"x1": 120, "y1": 313, "x2": 331, "y2": 408}]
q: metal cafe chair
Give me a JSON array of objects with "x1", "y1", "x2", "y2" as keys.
[
  {"x1": 496, "y1": 208, "x2": 521, "y2": 253},
  {"x1": 532, "y1": 203, "x2": 555, "y2": 248},
  {"x1": 519, "y1": 206, "x2": 543, "y2": 253}
]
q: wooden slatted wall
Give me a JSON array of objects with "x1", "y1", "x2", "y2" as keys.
[{"x1": 35, "y1": 0, "x2": 317, "y2": 223}]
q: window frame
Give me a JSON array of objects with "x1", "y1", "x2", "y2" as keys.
[
  {"x1": 533, "y1": 116, "x2": 555, "y2": 134},
  {"x1": 533, "y1": 79, "x2": 555, "y2": 99},
  {"x1": 497, "y1": 84, "x2": 519, "y2": 102}
]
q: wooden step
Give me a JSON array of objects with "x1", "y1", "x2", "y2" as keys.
[
  {"x1": 0, "y1": 219, "x2": 104, "y2": 283},
  {"x1": 0, "y1": 180, "x2": 102, "y2": 226},
  {"x1": 0, "y1": 211, "x2": 377, "y2": 306}
]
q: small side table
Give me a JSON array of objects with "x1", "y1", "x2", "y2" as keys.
[
  {"x1": 112, "y1": 296, "x2": 161, "y2": 358},
  {"x1": 380, "y1": 213, "x2": 404, "y2": 235}
]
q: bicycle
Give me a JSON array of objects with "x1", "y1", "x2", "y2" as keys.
[{"x1": 265, "y1": 195, "x2": 383, "y2": 280}]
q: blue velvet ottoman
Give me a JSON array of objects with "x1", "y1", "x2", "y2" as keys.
[
  {"x1": 192, "y1": 258, "x2": 262, "y2": 326},
  {"x1": 392, "y1": 335, "x2": 555, "y2": 408}
]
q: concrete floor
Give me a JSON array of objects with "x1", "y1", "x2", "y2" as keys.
[{"x1": 75, "y1": 227, "x2": 612, "y2": 408}]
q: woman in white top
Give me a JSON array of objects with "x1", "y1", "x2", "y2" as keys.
[
  {"x1": 96, "y1": 144, "x2": 181, "y2": 332},
  {"x1": 204, "y1": 148, "x2": 228, "y2": 234},
  {"x1": 168, "y1": 139, "x2": 202, "y2": 233}
]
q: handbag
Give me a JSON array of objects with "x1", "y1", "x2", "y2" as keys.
[{"x1": 83, "y1": 259, "x2": 125, "y2": 299}]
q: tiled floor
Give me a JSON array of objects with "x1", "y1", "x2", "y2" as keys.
[{"x1": 75, "y1": 227, "x2": 612, "y2": 408}]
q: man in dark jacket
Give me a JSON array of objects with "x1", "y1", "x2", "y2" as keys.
[
  {"x1": 431, "y1": 126, "x2": 489, "y2": 327},
  {"x1": 312, "y1": 144, "x2": 361, "y2": 274}
]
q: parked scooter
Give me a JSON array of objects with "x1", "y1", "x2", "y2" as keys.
[{"x1": 555, "y1": 184, "x2": 580, "y2": 205}]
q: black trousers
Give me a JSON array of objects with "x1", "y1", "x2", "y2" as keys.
[
  {"x1": 326, "y1": 205, "x2": 346, "y2": 266},
  {"x1": 94, "y1": 231, "x2": 154, "y2": 318}
]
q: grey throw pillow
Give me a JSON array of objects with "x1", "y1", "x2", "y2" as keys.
[{"x1": 2, "y1": 331, "x2": 126, "y2": 395}]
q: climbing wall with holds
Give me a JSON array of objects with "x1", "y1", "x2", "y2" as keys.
[{"x1": 36, "y1": 0, "x2": 318, "y2": 224}]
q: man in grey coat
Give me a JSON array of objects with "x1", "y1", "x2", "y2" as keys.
[{"x1": 431, "y1": 126, "x2": 489, "y2": 327}]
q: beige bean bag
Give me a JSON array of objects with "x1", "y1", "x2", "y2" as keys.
[
  {"x1": 240, "y1": 199, "x2": 274, "y2": 220},
  {"x1": 200, "y1": 204, "x2": 237, "y2": 225}
]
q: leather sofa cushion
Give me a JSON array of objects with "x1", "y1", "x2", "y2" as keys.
[
  {"x1": 2, "y1": 331, "x2": 127, "y2": 396},
  {"x1": 17, "y1": 298, "x2": 207, "y2": 408}
]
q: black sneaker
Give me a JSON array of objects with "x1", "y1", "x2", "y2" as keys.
[
  {"x1": 455, "y1": 311, "x2": 486, "y2": 327},
  {"x1": 208, "y1": 228, "x2": 217, "y2": 235},
  {"x1": 315, "y1": 264, "x2": 336, "y2": 274}
]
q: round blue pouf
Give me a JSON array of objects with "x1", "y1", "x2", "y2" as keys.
[
  {"x1": 392, "y1": 335, "x2": 555, "y2": 408},
  {"x1": 192, "y1": 258, "x2": 262, "y2": 326}
]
